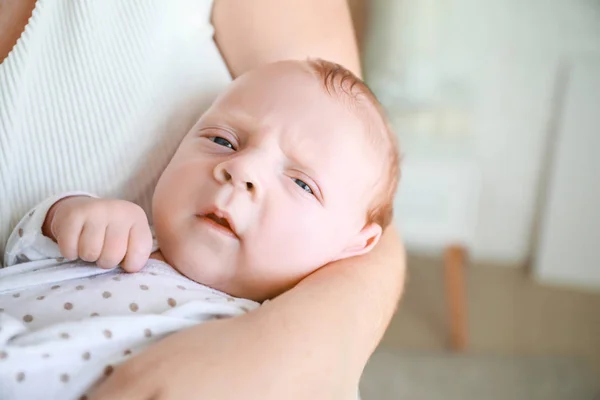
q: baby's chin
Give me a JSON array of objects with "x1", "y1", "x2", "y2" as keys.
[
  {"x1": 154, "y1": 229, "x2": 334, "y2": 301},
  {"x1": 158, "y1": 248, "x2": 289, "y2": 302},
  {"x1": 163, "y1": 247, "x2": 231, "y2": 286}
]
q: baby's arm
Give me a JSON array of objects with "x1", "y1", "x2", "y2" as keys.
[
  {"x1": 41, "y1": 196, "x2": 153, "y2": 272},
  {"x1": 3, "y1": 193, "x2": 90, "y2": 267}
]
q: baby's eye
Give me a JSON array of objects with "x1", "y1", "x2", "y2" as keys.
[
  {"x1": 209, "y1": 136, "x2": 235, "y2": 149},
  {"x1": 293, "y1": 178, "x2": 313, "y2": 195}
]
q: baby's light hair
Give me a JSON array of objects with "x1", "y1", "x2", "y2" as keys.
[{"x1": 304, "y1": 59, "x2": 400, "y2": 229}]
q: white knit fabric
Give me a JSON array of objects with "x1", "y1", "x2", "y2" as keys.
[{"x1": 0, "y1": 0, "x2": 232, "y2": 264}]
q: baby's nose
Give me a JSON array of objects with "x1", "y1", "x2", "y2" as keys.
[{"x1": 214, "y1": 162, "x2": 260, "y2": 197}]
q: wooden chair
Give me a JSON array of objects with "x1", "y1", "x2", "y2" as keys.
[{"x1": 444, "y1": 244, "x2": 468, "y2": 351}]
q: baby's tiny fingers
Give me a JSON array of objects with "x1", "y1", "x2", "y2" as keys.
[
  {"x1": 78, "y1": 221, "x2": 106, "y2": 263},
  {"x1": 97, "y1": 224, "x2": 129, "y2": 269},
  {"x1": 121, "y1": 223, "x2": 153, "y2": 272},
  {"x1": 54, "y1": 219, "x2": 84, "y2": 261}
]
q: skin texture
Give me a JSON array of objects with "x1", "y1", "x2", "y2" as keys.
[{"x1": 4, "y1": 0, "x2": 407, "y2": 398}]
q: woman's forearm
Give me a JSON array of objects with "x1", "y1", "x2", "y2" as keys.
[
  {"x1": 213, "y1": 0, "x2": 362, "y2": 78},
  {"x1": 252, "y1": 227, "x2": 406, "y2": 389}
]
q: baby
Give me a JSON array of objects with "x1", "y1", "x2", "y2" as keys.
[{"x1": 0, "y1": 59, "x2": 399, "y2": 399}]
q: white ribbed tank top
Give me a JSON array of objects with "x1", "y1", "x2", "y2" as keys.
[{"x1": 0, "y1": 0, "x2": 232, "y2": 263}]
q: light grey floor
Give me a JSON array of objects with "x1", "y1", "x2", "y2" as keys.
[
  {"x1": 361, "y1": 350, "x2": 599, "y2": 400},
  {"x1": 360, "y1": 254, "x2": 600, "y2": 399}
]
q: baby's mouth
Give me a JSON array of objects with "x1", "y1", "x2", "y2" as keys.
[
  {"x1": 199, "y1": 211, "x2": 239, "y2": 239},
  {"x1": 205, "y1": 213, "x2": 232, "y2": 231}
]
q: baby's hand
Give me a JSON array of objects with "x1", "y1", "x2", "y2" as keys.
[{"x1": 42, "y1": 196, "x2": 153, "y2": 272}]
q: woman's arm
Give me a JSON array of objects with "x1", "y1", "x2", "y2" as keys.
[
  {"x1": 255, "y1": 228, "x2": 406, "y2": 389},
  {"x1": 92, "y1": 1, "x2": 406, "y2": 398},
  {"x1": 212, "y1": 0, "x2": 362, "y2": 78},
  {"x1": 92, "y1": 230, "x2": 405, "y2": 400}
]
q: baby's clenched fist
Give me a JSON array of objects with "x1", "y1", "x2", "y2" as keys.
[{"x1": 42, "y1": 196, "x2": 153, "y2": 272}]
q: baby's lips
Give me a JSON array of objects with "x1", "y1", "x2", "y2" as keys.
[{"x1": 212, "y1": 208, "x2": 238, "y2": 236}]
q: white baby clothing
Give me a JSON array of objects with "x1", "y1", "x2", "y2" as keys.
[
  {"x1": 0, "y1": 0, "x2": 232, "y2": 262},
  {"x1": 0, "y1": 198, "x2": 259, "y2": 399}
]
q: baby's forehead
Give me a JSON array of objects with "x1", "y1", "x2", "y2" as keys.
[
  {"x1": 288, "y1": 117, "x2": 385, "y2": 186},
  {"x1": 212, "y1": 59, "x2": 391, "y2": 171}
]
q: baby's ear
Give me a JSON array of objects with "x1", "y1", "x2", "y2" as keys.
[{"x1": 337, "y1": 223, "x2": 383, "y2": 260}]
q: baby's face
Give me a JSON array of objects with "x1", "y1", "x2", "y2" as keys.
[{"x1": 153, "y1": 61, "x2": 383, "y2": 301}]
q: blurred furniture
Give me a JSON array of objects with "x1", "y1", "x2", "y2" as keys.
[
  {"x1": 395, "y1": 157, "x2": 479, "y2": 351},
  {"x1": 444, "y1": 245, "x2": 468, "y2": 351}
]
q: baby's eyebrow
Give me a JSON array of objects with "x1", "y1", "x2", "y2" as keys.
[
  {"x1": 286, "y1": 153, "x2": 317, "y2": 176},
  {"x1": 219, "y1": 109, "x2": 262, "y2": 135}
]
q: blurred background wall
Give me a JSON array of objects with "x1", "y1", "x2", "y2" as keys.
[{"x1": 352, "y1": 0, "x2": 600, "y2": 288}]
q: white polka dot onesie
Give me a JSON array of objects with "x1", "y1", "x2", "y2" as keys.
[{"x1": 0, "y1": 195, "x2": 259, "y2": 399}]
